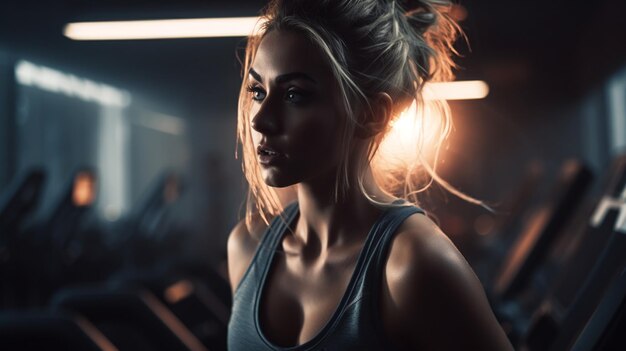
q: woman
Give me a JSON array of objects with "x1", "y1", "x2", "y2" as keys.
[{"x1": 227, "y1": 0, "x2": 513, "y2": 349}]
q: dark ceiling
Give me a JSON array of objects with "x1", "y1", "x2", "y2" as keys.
[{"x1": 0, "y1": 0, "x2": 624, "y2": 118}]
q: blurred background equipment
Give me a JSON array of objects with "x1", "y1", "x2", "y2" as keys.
[{"x1": 0, "y1": 0, "x2": 625, "y2": 350}]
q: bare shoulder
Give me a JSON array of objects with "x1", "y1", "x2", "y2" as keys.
[
  {"x1": 226, "y1": 214, "x2": 269, "y2": 295},
  {"x1": 386, "y1": 213, "x2": 473, "y2": 285},
  {"x1": 381, "y1": 212, "x2": 513, "y2": 350}
]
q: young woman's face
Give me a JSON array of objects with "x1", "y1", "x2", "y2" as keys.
[{"x1": 248, "y1": 30, "x2": 345, "y2": 188}]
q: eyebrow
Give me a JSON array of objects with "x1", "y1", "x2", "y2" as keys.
[{"x1": 248, "y1": 68, "x2": 317, "y2": 85}]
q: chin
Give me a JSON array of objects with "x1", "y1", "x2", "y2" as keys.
[{"x1": 261, "y1": 170, "x2": 298, "y2": 188}]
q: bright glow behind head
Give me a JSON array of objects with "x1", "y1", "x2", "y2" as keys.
[
  {"x1": 370, "y1": 99, "x2": 452, "y2": 201},
  {"x1": 373, "y1": 80, "x2": 489, "y2": 172},
  {"x1": 64, "y1": 17, "x2": 265, "y2": 40},
  {"x1": 375, "y1": 100, "x2": 444, "y2": 172},
  {"x1": 15, "y1": 60, "x2": 131, "y2": 107}
]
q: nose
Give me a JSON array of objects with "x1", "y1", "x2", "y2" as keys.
[{"x1": 250, "y1": 98, "x2": 280, "y2": 136}]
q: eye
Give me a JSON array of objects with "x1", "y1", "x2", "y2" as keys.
[
  {"x1": 247, "y1": 84, "x2": 266, "y2": 101},
  {"x1": 285, "y1": 89, "x2": 306, "y2": 104}
]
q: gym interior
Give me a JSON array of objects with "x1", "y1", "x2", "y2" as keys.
[{"x1": 1, "y1": 0, "x2": 625, "y2": 350}]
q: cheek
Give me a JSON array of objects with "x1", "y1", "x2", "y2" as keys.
[{"x1": 287, "y1": 109, "x2": 342, "y2": 158}]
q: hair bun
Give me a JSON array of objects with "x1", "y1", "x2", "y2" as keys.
[{"x1": 405, "y1": 10, "x2": 436, "y2": 34}]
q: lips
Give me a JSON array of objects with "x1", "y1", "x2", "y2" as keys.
[{"x1": 256, "y1": 144, "x2": 285, "y2": 166}]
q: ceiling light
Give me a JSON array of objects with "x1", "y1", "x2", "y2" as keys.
[
  {"x1": 15, "y1": 60, "x2": 131, "y2": 107},
  {"x1": 64, "y1": 17, "x2": 264, "y2": 40},
  {"x1": 424, "y1": 80, "x2": 490, "y2": 100}
]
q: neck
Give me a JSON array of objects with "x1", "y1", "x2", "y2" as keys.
[{"x1": 292, "y1": 167, "x2": 389, "y2": 259}]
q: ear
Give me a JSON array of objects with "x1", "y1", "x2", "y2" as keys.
[{"x1": 355, "y1": 92, "x2": 393, "y2": 139}]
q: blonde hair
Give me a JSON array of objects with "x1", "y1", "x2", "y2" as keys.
[{"x1": 237, "y1": 0, "x2": 486, "y2": 228}]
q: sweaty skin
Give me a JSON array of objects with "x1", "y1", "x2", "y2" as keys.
[{"x1": 228, "y1": 30, "x2": 513, "y2": 350}]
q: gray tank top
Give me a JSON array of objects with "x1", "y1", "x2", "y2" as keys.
[{"x1": 228, "y1": 202, "x2": 424, "y2": 350}]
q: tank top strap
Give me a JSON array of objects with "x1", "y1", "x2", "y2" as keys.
[
  {"x1": 349, "y1": 204, "x2": 426, "y2": 302},
  {"x1": 255, "y1": 202, "x2": 300, "y2": 270},
  {"x1": 233, "y1": 203, "x2": 299, "y2": 297},
  {"x1": 372, "y1": 205, "x2": 426, "y2": 268}
]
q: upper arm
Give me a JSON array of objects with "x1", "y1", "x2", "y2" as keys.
[
  {"x1": 382, "y1": 215, "x2": 513, "y2": 351},
  {"x1": 226, "y1": 218, "x2": 263, "y2": 295}
]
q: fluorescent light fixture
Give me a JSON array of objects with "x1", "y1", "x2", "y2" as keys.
[
  {"x1": 64, "y1": 17, "x2": 264, "y2": 40},
  {"x1": 423, "y1": 80, "x2": 489, "y2": 100},
  {"x1": 15, "y1": 60, "x2": 131, "y2": 107}
]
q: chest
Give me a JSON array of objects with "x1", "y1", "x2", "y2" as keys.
[{"x1": 258, "y1": 248, "x2": 362, "y2": 347}]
